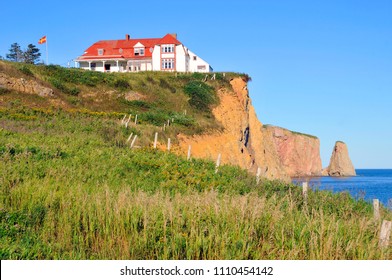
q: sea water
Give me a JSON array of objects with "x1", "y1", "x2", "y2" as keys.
[{"x1": 293, "y1": 169, "x2": 392, "y2": 209}]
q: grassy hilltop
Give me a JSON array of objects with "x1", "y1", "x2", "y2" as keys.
[{"x1": 0, "y1": 61, "x2": 391, "y2": 259}]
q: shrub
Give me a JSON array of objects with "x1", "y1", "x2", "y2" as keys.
[
  {"x1": 159, "y1": 78, "x2": 176, "y2": 93},
  {"x1": 48, "y1": 78, "x2": 80, "y2": 96},
  {"x1": 0, "y1": 88, "x2": 10, "y2": 95},
  {"x1": 141, "y1": 111, "x2": 170, "y2": 126},
  {"x1": 191, "y1": 72, "x2": 204, "y2": 80},
  {"x1": 49, "y1": 78, "x2": 67, "y2": 92},
  {"x1": 183, "y1": 81, "x2": 217, "y2": 111},
  {"x1": 18, "y1": 65, "x2": 34, "y2": 77},
  {"x1": 113, "y1": 79, "x2": 131, "y2": 90},
  {"x1": 122, "y1": 100, "x2": 151, "y2": 110}
]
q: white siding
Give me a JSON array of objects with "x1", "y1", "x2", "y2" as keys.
[
  {"x1": 188, "y1": 50, "x2": 212, "y2": 73},
  {"x1": 175, "y1": 45, "x2": 187, "y2": 72},
  {"x1": 152, "y1": 46, "x2": 161, "y2": 71}
]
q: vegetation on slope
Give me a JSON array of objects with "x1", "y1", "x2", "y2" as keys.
[{"x1": 0, "y1": 62, "x2": 391, "y2": 259}]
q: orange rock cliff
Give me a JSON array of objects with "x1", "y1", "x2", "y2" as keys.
[{"x1": 177, "y1": 77, "x2": 326, "y2": 181}]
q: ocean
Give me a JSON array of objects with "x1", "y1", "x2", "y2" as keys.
[{"x1": 292, "y1": 169, "x2": 392, "y2": 209}]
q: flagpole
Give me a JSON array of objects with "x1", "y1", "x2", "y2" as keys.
[{"x1": 46, "y1": 38, "x2": 49, "y2": 65}]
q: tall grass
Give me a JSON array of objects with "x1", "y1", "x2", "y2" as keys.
[{"x1": 0, "y1": 111, "x2": 391, "y2": 259}]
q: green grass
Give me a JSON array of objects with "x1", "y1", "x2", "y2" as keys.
[
  {"x1": 0, "y1": 60, "x2": 226, "y2": 133},
  {"x1": 0, "y1": 110, "x2": 391, "y2": 260},
  {"x1": 0, "y1": 61, "x2": 391, "y2": 259}
]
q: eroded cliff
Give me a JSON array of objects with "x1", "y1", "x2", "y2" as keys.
[
  {"x1": 177, "y1": 78, "x2": 288, "y2": 181},
  {"x1": 262, "y1": 125, "x2": 322, "y2": 177}
]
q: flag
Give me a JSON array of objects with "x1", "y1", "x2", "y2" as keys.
[{"x1": 38, "y1": 36, "x2": 47, "y2": 44}]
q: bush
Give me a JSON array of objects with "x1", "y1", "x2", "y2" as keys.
[
  {"x1": 141, "y1": 111, "x2": 170, "y2": 126},
  {"x1": 183, "y1": 81, "x2": 217, "y2": 111},
  {"x1": 18, "y1": 65, "x2": 34, "y2": 77},
  {"x1": 48, "y1": 78, "x2": 80, "y2": 96},
  {"x1": 159, "y1": 78, "x2": 176, "y2": 93},
  {"x1": 113, "y1": 79, "x2": 131, "y2": 90},
  {"x1": 122, "y1": 100, "x2": 151, "y2": 110}
]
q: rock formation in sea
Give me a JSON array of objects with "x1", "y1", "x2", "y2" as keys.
[{"x1": 322, "y1": 141, "x2": 356, "y2": 177}]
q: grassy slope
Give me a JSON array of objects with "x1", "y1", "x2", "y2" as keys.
[{"x1": 0, "y1": 62, "x2": 391, "y2": 259}]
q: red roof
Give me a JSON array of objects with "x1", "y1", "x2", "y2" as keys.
[{"x1": 77, "y1": 34, "x2": 182, "y2": 61}]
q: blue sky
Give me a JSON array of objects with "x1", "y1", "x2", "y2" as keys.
[{"x1": 1, "y1": 0, "x2": 391, "y2": 168}]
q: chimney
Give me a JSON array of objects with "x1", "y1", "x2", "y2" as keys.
[
  {"x1": 170, "y1": 33, "x2": 177, "y2": 39},
  {"x1": 125, "y1": 34, "x2": 130, "y2": 40}
]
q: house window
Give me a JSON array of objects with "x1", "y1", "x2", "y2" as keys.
[
  {"x1": 161, "y1": 58, "x2": 174, "y2": 70},
  {"x1": 91, "y1": 62, "x2": 96, "y2": 71},
  {"x1": 197, "y1": 65, "x2": 206, "y2": 70},
  {"x1": 134, "y1": 47, "x2": 145, "y2": 56},
  {"x1": 162, "y1": 44, "x2": 174, "y2": 53},
  {"x1": 193, "y1": 56, "x2": 197, "y2": 61},
  {"x1": 98, "y1": 49, "x2": 104, "y2": 56}
]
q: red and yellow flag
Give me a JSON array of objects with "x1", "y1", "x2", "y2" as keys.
[{"x1": 38, "y1": 36, "x2": 47, "y2": 44}]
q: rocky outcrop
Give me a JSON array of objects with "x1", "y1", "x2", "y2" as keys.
[
  {"x1": 263, "y1": 125, "x2": 322, "y2": 177},
  {"x1": 323, "y1": 141, "x2": 356, "y2": 177},
  {"x1": 0, "y1": 73, "x2": 54, "y2": 97},
  {"x1": 177, "y1": 77, "x2": 289, "y2": 181}
]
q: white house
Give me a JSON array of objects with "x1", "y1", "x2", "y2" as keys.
[{"x1": 75, "y1": 33, "x2": 212, "y2": 73}]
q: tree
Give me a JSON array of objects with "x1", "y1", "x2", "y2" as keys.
[
  {"x1": 6, "y1": 43, "x2": 23, "y2": 62},
  {"x1": 23, "y1": 44, "x2": 41, "y2": 64}
]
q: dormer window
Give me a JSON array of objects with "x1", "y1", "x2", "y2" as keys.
[
  {"x1": 98, "y1": 49, "x2": 104, "y2": 56},
  {"x1": 134, "y1": 47, "x2": 145, "y2": 56},
  {"x1": 162, "y1": 44, "x2": 174, "y2": 53}
]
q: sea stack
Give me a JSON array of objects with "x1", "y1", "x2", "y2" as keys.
[{"x1": 323, "y1": 141, "x2": 356, "y2": 177}]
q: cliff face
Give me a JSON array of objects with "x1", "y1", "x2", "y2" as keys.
[
  {"x1": 323, "y1": 141, "x2": 356, "y2": 177},
  {"x1": 263, "y1": 126, "x2": 322, "y2": 177},
  {"x1": 0, "y1": 72, "x2": 54, "y2": 97},
  {"x1": 177, "y1": 77, "x2": 288, "y2": 181}
]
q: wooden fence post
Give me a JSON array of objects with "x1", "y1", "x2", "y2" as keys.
[
  {"x1": 121, "y1": 114, "x2": 126, "y2": 124},
  {"x1": 163, "y1": 124, "x2": 166, "y2": 131},
  {"x1": 134, "y1": 114, "x2": 138, "y2": 125},
  {"x1": 215, "y1": 153, "x2": 221, "y2": 173},
  {"x1": 153, "y1": 132, "x2": 158, "y2": 149},
  {"x1": 126, "y1": 133, "x2": 133, "y2": 143},
  {"x1": 167, "y1": 119, "x2": 170, "y2": 126},
  {"x1": 302, "y1": 182, "x2": 309, "y2": 198},
  {"x1": 256, "y1": 167, "x2": 261, "y2": 184},
  {"x1": 379, "y1": 220, "x2": 392, "y2": 248},
  {"x1": 373, "y1": 199, "x2": 380, "y2": 220},
  {"x1": 187, "y1": 145, "x2": 191, "y2": 161},
  {"x1": 167, "y1": 138, "x2": 171, "y2": 151},
  {"x1": 130, "y1": 135, "x2": 137, "y2": 148}
]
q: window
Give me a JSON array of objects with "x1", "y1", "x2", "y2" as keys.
[
  {"x1": 193, "y1": 56, "x2": 197, "y2": 61},
  {"x1": 98, "y1": 49, "x2": 104, "y2": 56},
  {"x1": 197, "y1": 65, "x2": 206, "y2": 70},
  {"x1": 134, "y1": 47, "x2": 145, "y2": 56},
  {"x1": 91, "y1": 62, "x2": 96, "y2": 71},
  {"x1": 161, "y1": 58, "x2": 174, "y2": 70},
  {"x1": 162, "y1": 44, "x2": 174, "y2": 53}
]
